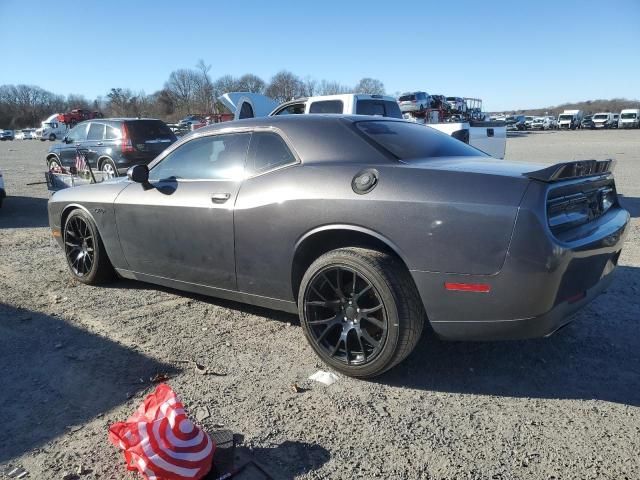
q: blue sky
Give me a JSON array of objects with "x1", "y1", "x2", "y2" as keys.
[{"x1": 0, "y1": 0, "x2": 638, "y2": 111}]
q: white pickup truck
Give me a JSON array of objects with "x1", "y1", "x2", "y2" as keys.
[{"x1": 219, "y1": 93, "x2": 506, "y2": 159}]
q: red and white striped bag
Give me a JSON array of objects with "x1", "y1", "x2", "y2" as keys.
[{"x1": 109, "y1": 384, "x2": 215, "y2": 480}]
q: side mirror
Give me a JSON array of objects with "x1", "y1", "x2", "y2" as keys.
[{"x1": 127, "y1": 164, "x2": 149, "y2": 183}]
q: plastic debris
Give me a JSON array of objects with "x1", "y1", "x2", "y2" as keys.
[
  {"x1": 109, "y1": 383, "x2": 215, "y2": 480},
  {"x1": 308, "y1": 370, "x2": 339, "y2": 386}
]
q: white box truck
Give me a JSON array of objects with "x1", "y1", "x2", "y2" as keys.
[
  {"x1": 557, "y1": 110, "x2": 583, "y2": 130},
  {"x1": 619, "y1": 109, "x2": 640, "y2": 129}
]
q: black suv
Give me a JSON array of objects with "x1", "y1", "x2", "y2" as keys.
[{"x1": 46, "y1": 118, "x2": 177, "y2": 176}]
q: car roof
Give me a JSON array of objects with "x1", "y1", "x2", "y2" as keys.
[{"x1": 193, "y1": 114, "x2": 405, "y2": 134}]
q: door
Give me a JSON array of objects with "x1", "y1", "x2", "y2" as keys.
[
  {"x1": 84, "y1": 122, "x2": 106, "y2": 169},
  {"x1": 114, "y1": 132, "x2": 251, "y2": 290},
  {"x1": 59, "y1": 123, "x2": 88, "y2": 168}
]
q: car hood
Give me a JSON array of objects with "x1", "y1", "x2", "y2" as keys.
[{"x1": 405, "y1": 156, "x2": 543, "y2": 179}]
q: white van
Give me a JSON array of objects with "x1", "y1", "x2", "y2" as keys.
[
  {"x1": 619, "y1": 109, "x2": 640, "y2": 129},
  {"x1": 36, "y1": 114, "x2": 69, "y2": 141},
  {"x1": 592, "y1": 112, "x2": 615, "y2": 129}
]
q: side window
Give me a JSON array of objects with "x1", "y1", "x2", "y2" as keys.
[
  {"x1": 238, "y1": 102, "x2": 254, "y2": 119},
  {"x1": 87, "y1": 123, "x2": 105, "y2": 141},
  {"x1": 149, "y1": 133, "x2": 251, "y2": 181},
  {"x1": 274, "y1": 103, "x2": 305, "y2": 115},
  {"x1": 67, "y1": 123, "x2": 88, "y2": 143},
  {"x1": 246, "y1": 132, "x2": 296, "y2": 176},
  {"x1": 105, "y1": 125, "x2": 120, "y2": 140},
  {"x1": 309, "y1": 100, "x2": 344, "y2": 114}
]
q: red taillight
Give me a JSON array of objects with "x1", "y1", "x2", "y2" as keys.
[
  {"x1": 444, "y1": 282, "x2": 491, "y2": 293},
  {"x1": 121, "y1": 123, "x2": 134, "y2": 153}
]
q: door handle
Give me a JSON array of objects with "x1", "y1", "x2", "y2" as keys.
[
  {"x1": 96, "y1": 142, "x2": 103, "y2": 146},
  {"x1": 211, "y1": 193, "x2": 231, "y2": 204}
]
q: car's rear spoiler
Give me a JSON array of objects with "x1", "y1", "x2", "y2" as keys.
[{"x1": 524, "y1": 159, "x2": 615, "y2": 182}]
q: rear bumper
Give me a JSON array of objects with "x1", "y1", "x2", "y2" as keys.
[
  {"x1": 411, "y1": 185, "x2": 630, "y2": 341},
  {"x1": 427, "y1": 255, "x2": 618, "y2": 340}
]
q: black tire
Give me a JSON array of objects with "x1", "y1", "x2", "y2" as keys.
[
  {"x1": 100, "y1": 158, "x2": 118, "y2": 178},
  {"x1": 63, "y1": 209, "x2": 114, "y2": 285},
  {"x1": 49, "y1": 133, "x2": 56, "y2": 141},
  {"x1": 298, "y1": 247, "x2": 425, "y2": 378}
]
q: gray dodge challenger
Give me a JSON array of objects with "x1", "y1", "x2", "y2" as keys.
[{"x1": 48, "y1": 115, "x2": 630, "y2": 378}]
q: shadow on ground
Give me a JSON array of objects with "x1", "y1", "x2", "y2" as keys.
[
  {"x1": 0, "y1": 303, "x2": 178, "y2": 463},
  {"x1": 378, "y1": 266, "x2": 640, "y2": 406},
  {"x1": 619, "y1": 195, "x2": 640, "y2": 218},
  {"x1": 0, "y1": 196, "x2": 49, "y2": 228}
]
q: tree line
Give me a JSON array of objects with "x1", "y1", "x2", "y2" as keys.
[{"x1": 0, "y1": 60, "x2": 386, "y2": 129}]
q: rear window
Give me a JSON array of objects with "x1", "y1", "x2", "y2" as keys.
[
  {"x1": 398, "y1": 94, "x2": 416, "y2": 101},
  {"x1": 125, "y1": 120, "x2": 176, "y2": 142},
  {"x1": 621, "y1": 113, "x2": 637, "y2": 119},
  {"x1": 593, "y1": 114, "x2": 608, "y2": 120},
  {"x1": 356, "y1": 100, "x2": 403, "y2": 119},
  {"x1": 309, "y1": 100, "x2": 344, "y2": 114},
  {"x1": 356, "y1": 121, "x2": 483, "y2": 160}
]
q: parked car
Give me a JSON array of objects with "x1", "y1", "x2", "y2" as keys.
[
  {"x1": 524, "y1": 116, "x2": 535, "y2": 129},
  {"x1": 619, "y1": 109, "x2": 640, "y2": 128},
  {"x1": 545, "y1": 116, "x2": 558, "y2": 129},
  {"x1": 592, "y1": 112, "x2": 616, "y2": 129},
  {"x1": 611, "y1": 113, "x2": 620, "y2": 128},
  {"x1": 0, "y1": 167, "x2": 5, "y2": 208},
  {"x1": 178, "y1": 115, "x2": 206, "y2": 126},
  {"x1": 48, "y1": 115, "x2": 629, "y2": 378},
  {"x1": 268, "y1": 93, "x2": 403, "y2": 118},
  {"x1": 504, "y1": 115, "x2": 526, "y2": 131},
  {"x1": 581, "y1": 115, "x2": 596, "y2": 129},
  {"x1": 18, "y1": 128, "x2": 37, "y2": 139},
  {"x1": 1, "y1": 129, "x2": 15, "y2": 140},
  {"x1": 45, "y1": 118, "x2": 177, "y2": 177},
  {"x1": 531, "y1": 117, "x2": 553, "y2": 130},
  {"x1": 398, "y1": 92, "x2": 431, "y2": 113},
  {"x1": 446, "y1": 97, "x2": 466, "y2": 113}
]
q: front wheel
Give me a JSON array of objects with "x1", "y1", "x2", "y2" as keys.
[
  {"x1": 63, "y1": 209, "x2": 114, "y2": 285},
  {"x1": 298, "y1": 247, "x2": 425, "y2": 378}
]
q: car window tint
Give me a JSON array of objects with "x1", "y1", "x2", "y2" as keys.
[
  {"x1": 356, "y1": 100, "x2": 403, "y2": 119},
  {"x1": 309, "y1": 100, "x2": 343, "y2": 114},
  {"x1": 87, "y1": 123, "x2": 105, "y2": 141},
  {"x1": 274, "y1": 103, "x2": 305, "y2": 115},
  {"x1": 105, "y1": 125, "x2": 120, "y2": 140},
  {"x1": 356, "y1": 120, "x2": 483, "y2": 160},
  {"x1": 126, "y1": 120, "x2": 175, "y2": 141},
  {"x1": 149, "y1": 133, "x2": 251, "y2": 181},
  {"x1": 246, "y1": 132, "x2": 296, "y2": 175},
  {"x1": 67, "y1": 123, "x2": 88, "y2": 142}
]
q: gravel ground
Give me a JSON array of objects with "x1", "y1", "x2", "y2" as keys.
[{"x1": 1, "y1": 130, "x2": 639, "y2": 479}]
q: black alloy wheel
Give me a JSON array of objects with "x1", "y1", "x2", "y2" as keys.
[
  {"x1": 64, "y1": 214, "x2": 95, "y2": 277},
  {"x1": 299, "y1": 247, "x2": 425, "y2": 378},
  {"x1": 304, "y1": 266, "x2": 388, "y2": 366}
]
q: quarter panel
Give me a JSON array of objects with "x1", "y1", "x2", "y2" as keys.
[{"x1": 234, "y1": 163, "x2": 530, "y2": 301}]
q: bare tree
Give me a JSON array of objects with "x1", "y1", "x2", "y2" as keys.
[
  {"x1": 265, "y1": 71, "x2": 305, "y2": 103},
  {"x1": 164, "y1": 68, "x2": 199, "y2": 115},
  {"x1": 237, "y1": 74, "x2": 266, "y2": 93},
  {"x1": 302, "y1": 76, "x2": 318, "y2": 97},
  {"x1": 317, "y1": 79, "x2": 351, "y2": 96},
  {"x1": 353, "y1": 78, "x2": 385, "y2": 95}
]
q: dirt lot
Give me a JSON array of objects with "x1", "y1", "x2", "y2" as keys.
[{"x1": 1, "y1": 130, "x2": 639, "y2": 479}]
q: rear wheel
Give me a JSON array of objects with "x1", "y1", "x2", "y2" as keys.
[
  {"x1": 63, "y1": 209, "x2": 114, "y2": 285},
  {"x1": 298, "y1": 247, "x2": 425, "y2": 378},
  {"x1": 100, "y1": 158, "x2": 117, "y2": 178}
]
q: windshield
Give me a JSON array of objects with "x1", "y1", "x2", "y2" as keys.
[
  {"x1": 398, "y1": 94, "x2": 416, "y2": 102},
  {"x1": 593, "y1": 114, "x2": 608, "y2": 120},
  {"x1": 446, "y1": 97, "x2": 458, "y2": 102},
  {"x1": 621, "y1": 113, "x2": 637, "y2": 119},
  {"x1": 525, "y1": 116, "x2": 534, "y2": 121},
  {"x1": 583, "y1": 116, "x2": 592, "y2": 121},
  {"x1": 558, "y1": 115, "x2": 573, "y2": 121},
  {"x1": 355, "y1": 120, "x2": 483, "y2": 160}
]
